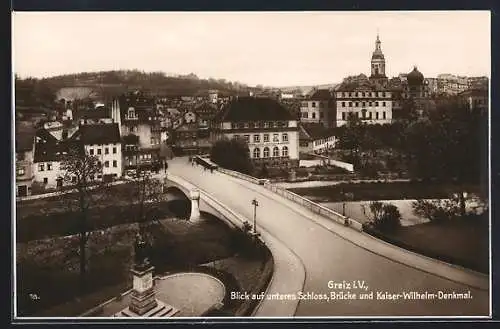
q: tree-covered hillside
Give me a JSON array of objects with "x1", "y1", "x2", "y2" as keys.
[{"x1": 15, "y1": 70, "x2": 262, "y2": 107}]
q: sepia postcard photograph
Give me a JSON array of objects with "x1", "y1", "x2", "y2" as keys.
[{"x1": 12, "y1": 10, "x2": 491, "y2": 320}]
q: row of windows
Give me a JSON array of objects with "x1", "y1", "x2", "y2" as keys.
[
  {"x1": 89, "y1": 147, "x2": 118, "y2": 156},
  {"x1": 301, "y1": 112, "x2": 324, "y2": 119},
  {"x1": 300, "y1": 101, "x2": 328, "y2": 108},
  {"x1": 313, "y1": 136, "x2": 336, "y2": 146},
  {"x1": 38, "y1": 163, "x2": 53, "y2": 171},
  {"x1": 235, "y1": 133, "x2": 288, "y2": 143},
  {"x1": 340, "y1": 111, "x2": 387, "y2": 120},
  {"x1": 231, "y1": 121, "x2": 289, "y2": 129},
  {"x1": 340, "y1": 101, "x2": 388, "y2": 108},
  {"x1": 252, "y1": 146, "x2": 289, "y2": 158},
  {"x1": 337, "y1": 91, "x2": 390, "y2": 98}
]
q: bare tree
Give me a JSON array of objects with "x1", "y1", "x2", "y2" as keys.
[
  {"x1": 121, "y1": 166, "x2": 169, "y2": 254},
  {"x1": 59, "y1": 145, "x2": 111, "y2": 293}
]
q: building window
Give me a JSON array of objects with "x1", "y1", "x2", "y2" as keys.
[
  {"x1": 17, "y1": 152, "x2": 26, "y2": 161},
  {"x1": 362, "y1": 102, "x2": 366, "y2": 107},
  {"x1": 375, "y1": 102, "x2": 379, "y2": 107},
  {"x1": 263, "y1": 147, "x2": 270, "y2": 158},
  {"x1": 273, "y1": 147, "x2": 280, "y2": 157},
  {"x1": 362, "y1": 92, "x2": 365, "y2": 97},
  {"x1": 376, "y1": 112, "x2": 379, "y2": 120},
  {"x1": 43, "y1": 177, "x2": 48, "y2": 184},
  {"x1": 320, "y1": 112, "x2": 324, "y2": 119},
  {"x1": 282, "y1": 133, "x2": 288, "y2": 142},
  {"x1": 105, "y1": 161, "x2": 109, "y2": 168},
  {"x1": 349, "y1": 102, "x2": 352, "y2": 107},
  {"x1": 342, "y1": 101, "x2": 345, "y2": 107},
  {"x1": 89, "y1": 149, "x2": 94, "y2": 156},
  {"x1": 244, "y1": 122, "x2": 249, "y2": 128},
  {"x1": 312, "y1": 112, "x2": 316, "y2": 119},
  {"x1": 302, "y1": 112, "x2": 308, "y2": 118},
  {"x1": 243, "y1": 135, "x2": 250, "y2": 143},
  {"x1": 264, "y1": 122, "x2": 269, "y2": 128},
  {"x1": 105, "y1": 147, "x2": 109, "y2": 154},
  {"x1": 113, "y1": 160, "x2": 117, "y2": 167},
  {"x1": 383, "y1": 112, "x2": 386, "y2": 119},
  {"x1": 273, "y1": 134, "x2": 279, "y2": 142},
  {"x1": 382, "y1": 101, "x2": 386, "y2": 106},
  {"x1": 253, "y1": 134, "x2": 260, "y2": 143},
  {"x1": 312, "y1": 102, "x2": 316, "y2": 107},
  {"x1": 282, "y1": 146, "x2": 289, "y2": 157},
  {"x1": 47, "y1": 163, "x2": 52, "y2": 171},
  {"x1": 342, "y1": 112, "x2": 346, "y2": 120},
  {"x1": 233, "y1": 134, "x2": 239, "y2": 140},
  {"x1": 151, "y1": 137, "x2": 155, "y2": 145},
  {"x1": 253, "y1": 148, "x2": 260, "y2": 158},
  {"x1": 263, "y1": 134, "x2": 269, "y2": 142},
  {"x1": 355, "y1": 102, "x2": 359, "y2": 107},
  {"x1": 16, "y1": 167, "x2": 25, "y2": 176},
  {"x1": 128, "y1": 108, "x2": 135, "y2": 118},
  {"x1": 38, "y1": 163, "x2": 45, "y2": 171},
  {"x1": 113, "y1": 147, "x2": 117, "y2": 154},
  {"x1": 97, "y1": 149, "x2": 102, "y2": 155}
]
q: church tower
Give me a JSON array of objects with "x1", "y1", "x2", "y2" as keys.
[{"x1": 370, "y1": 33, "x2": 388, "y2": 85}]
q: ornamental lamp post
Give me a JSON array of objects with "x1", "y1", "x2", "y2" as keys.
[{"x1": 251, "y1": 198, "x2": 259, "y2": 234}]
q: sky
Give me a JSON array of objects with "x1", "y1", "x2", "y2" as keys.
[{"x1": 12, "y1": 11, "x2": 491, "y2": 87}]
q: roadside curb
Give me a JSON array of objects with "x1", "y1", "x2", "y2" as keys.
[{"x1": 221, "y1": 171, "x2": 489, "y2": 292}]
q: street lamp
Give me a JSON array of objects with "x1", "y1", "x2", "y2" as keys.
[{"x1": 251, "y1": 198, "x2": 259, "y2": 234}]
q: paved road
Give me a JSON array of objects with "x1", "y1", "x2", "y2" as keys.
[{"x1": 168, "y1": 158, "x2": 489, "y2": 317}]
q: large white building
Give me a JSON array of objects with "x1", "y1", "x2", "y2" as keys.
[
  {"x1": 335, "y1": 78, "x2": 393, "y2": 126},
  {"x1": 77, "y1": 123, "x2": 123, "y2": 179},
  {"x1": 214, "y1": 97, "x2": 300, "y2": 168}
]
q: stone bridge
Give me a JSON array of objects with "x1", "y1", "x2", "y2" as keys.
[{"x1": 163, "y1": 173, "x2": 238, "y2": 229}]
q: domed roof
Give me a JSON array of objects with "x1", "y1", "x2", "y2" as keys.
[{"x1": 407, "y1": 66, "x2": 424, "y2": 85}]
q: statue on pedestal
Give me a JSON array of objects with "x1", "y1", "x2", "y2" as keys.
[{"x1": 134, "y1": 232, "x2": 150, "y2": 268}]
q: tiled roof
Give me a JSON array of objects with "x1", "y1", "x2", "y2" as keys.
[
  {"x1": 219, "y1": 97, "x2": 294, "y2": 122},
  {"x1": 309, "y1": 89, "x2": 333, "y2": 100},
  {"x1": 77, "y1": 123, "x2": 121, "y2": 145},
  {"x1": 15, "y1": 126, "x2": 35, "y2": 152},
  {"x1": 301, "y1": 123, "x2": 334, "y2": 140}
]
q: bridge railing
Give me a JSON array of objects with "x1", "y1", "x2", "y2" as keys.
[
  {"x1": 215, "y1": 166, "x2": 363, "y2": 232},
  {"x1": 263, "y1": 181, "x2": 363, "y2": 232}
]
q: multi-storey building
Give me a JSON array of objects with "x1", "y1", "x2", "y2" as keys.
[
  {"x1": 335, "y1": 78, "x2": 393, "y2": 126},
  {"x1": 213, "y1": 97, "x2": 300, "y2": 168},
  {"x1": 111, "y1": 91, "x2": 167, "y2": 170},
  {"x1": 459, "y1": 88, "x2": 489, "y2": 113},
  {"x1": 75, "y1": 123, "x2": 123, "y2": 180},
  {"x1": 437, "y1": 74, "x2": 469, "y2": 95},
  {"x1": 467, "y1": 76, "x2": 489, "y2": 90},
  {"x1": 299, "y1": 89, "x2": 335, "y2": 128},
  {"x1": 15, "y1": 127, "x2": 36, "y2": 196}
]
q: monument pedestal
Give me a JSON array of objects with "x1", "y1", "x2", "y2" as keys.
[{"x1": 114, "y1": 264, "x2": 179, "y2": 318}]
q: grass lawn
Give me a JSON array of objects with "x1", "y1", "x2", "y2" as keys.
[
  {"x1": 366, "y1": 217, "x2": 489, "y2": 274},
  {"x1": 289, "y1": 181, "x2": 484, "y2": 202}
]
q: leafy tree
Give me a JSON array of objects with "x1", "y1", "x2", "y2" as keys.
[
  {"x1": 335, "y1": 115, "x2": 365, "y2": 164},
  {"x1": 403, "y1": 97, "x2": 487, "y2": 216},
  {"x1": 362, "y1": 201, "x2": 402, "y2": 232},
  {"x1": 59, "y1": 145, "x2": 110, "y2": 293},
  {"x1": 210, "y1": 138, "x2": 253, "y2": 174},
  {"x1": 412, "y1": 199, "x2": 461, "y2": 222}
]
